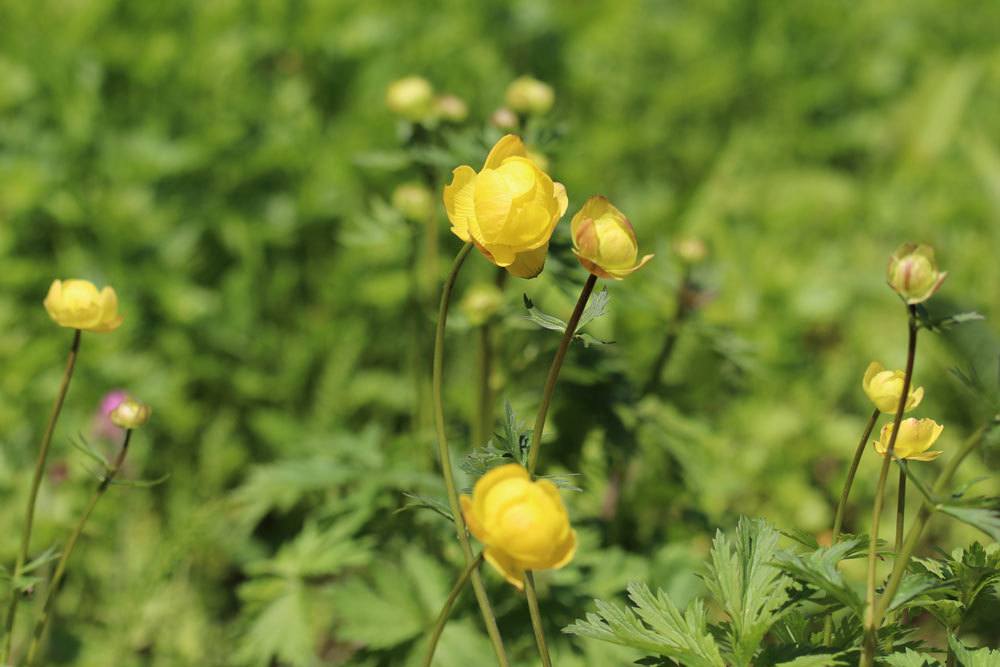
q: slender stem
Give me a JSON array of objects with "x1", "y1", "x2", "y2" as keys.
[
  {"x1": 822, "y1": 407, "x2": 880, "y2": 646},
  {"x1": 832, "y1": 408, "x2": 881, "y2": 540},
  {"x1": 421, "y1": 552, "x2": 484, "y2": 667},
  {"x1": 872, "y1": 423, "x2": 993, "y2": 627},
  {"x1": 526, "y1": 274, "x2": 598, "y2": 475},
  {"x1": 861, "y1": 306, "x2": 918, "y2": 667},
  {"x1": 3, "y1": 329, "x2": 82, "y2": 664},
  {"x1": 644, "y1": 266, "x2": 693, "y2": 395},
  {"x1": 523, "y1": 572, "x2": 552, "y2": 667},
  {"x1": 25, "y1": 430, "x2": 132, "y2": 667},
  {"x1": 432, "y1": 242, "x2": 510, "y2": 667},
  {"x1": 895, "y1": 468, "x2": 906, "y2": 552}
]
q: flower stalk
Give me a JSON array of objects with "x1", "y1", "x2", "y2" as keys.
[
  {"x1": 524, "y1": 572, "x2": 552, "y2": 667},
  {"x1": 3, "y1": 328, "x2": 82, "y2": 664},
  {"x1": 860, "y1": 305, "x2": 918, "y2": 667},
  {"x1": 421, "y1": 552, "x2": 484, "y2": 667},
  {"x1": 431, "y1": 242, "x2": 510, "y2": 667},
  {"x1": 26, "y1": 429, "x2": 134, "y2": 666}
]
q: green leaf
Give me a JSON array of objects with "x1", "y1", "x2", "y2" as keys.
[
  {"x1": 236, "y1": 582, "x2": 317, "y2": 667},
  {"x1": 936, "y1": 500, "x2": 1000, "y2": 541},
  {"x1": 886, "y1": 572, "x2": 948, "y2": 612},
  {"x1": 947, "y1": 635, "x2": 1000, "y2": 666},
  {"x1": 880, "y1": 649, "x2": 941, "y2": 667},
  {"x1": 109, "y1": 472, "x2": 171, "y2": 489},
  {"x1": 774, "y1": 653, "x2": 848, "y2": 667},
  {"x1": 703, "y1": 517, "x2": 792, "y2": 666},
  {"x1": 397, "y1": 492, "x2": 454, "y2": 522},
  {"x1": 522, "y1": 293, "x2": 613, "y2": 345},
  {"x1": 577, "y1": 286, "x2": 611, "y2": 329},
  {"x1": 71, "y1": 433, "x2": 110, "y2": 468},
  {"x1": 918, "y1": 309, "x2": 985, "y2": 332},
  {"x1": 774, "y1": 538, "x2": 866, "y2": 618},
  {"x1": 564, "y1": 582, "x2": 726, "y2": 667}
]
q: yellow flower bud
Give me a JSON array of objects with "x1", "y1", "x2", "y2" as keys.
[
  {"x1": 490, "y1": 107, "x2": 519, "y2": 131},
  {"x1": 505, "y1": 76, "x2": 554, "y2": 115},
  {"x1": 44, "y1": 279, "x2": 124, "y2": 333},
  {"x1": 460, "y1": 283, "x2": 504, "y2": 326},
  {"x1": 435, "y1": 94, "x2": 468, "y2": 123},
  {"x1": 862, "y1": 362, "x2": 924, "y2": 414},
  {"x1": 872, "y1": 418, "x2": 943, "y2": 461},
  {"x1": 385, "y1": 76, "x2": 434, "y2": 121},
  {"x1": 110, "y1": 397, "x2": 151, "y2": 429},
  {"x1": 571, "y1": 196, "x2": 654, "y2": 280},
  {"x1": 391, "y1": 182, "x2": 434, "y2": 222},
  {"x1": 460, "y1": 464, "x2": 576, "y2": 590},
  {"x1": 674, "y1": 236, "x2": 708, "y2": 264},
  {"x1": 443, "y1": 135, "x2": 568, "y2": 279},
  {"x1": 886, "y1": 243, "x2": 947, "y2": 304}
]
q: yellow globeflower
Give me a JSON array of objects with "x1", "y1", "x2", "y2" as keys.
[
  {"x1": 443, "y1": 135, "x2": 568, "y2": 278},
  {"x1": 571, "y1": 196, "x2": 654, "y2": 280},
  {"x1": 385, "y1": 76, "x2": 434, "y2": 121},
  {"x1": 505, "y1": 76, "x2": 555, "y2": 115},
  {"x1": 862, "y1": 362, "x2": 924, "y2": 414},
  {"x1": 886, "y1": 243, "x2": 947, "y2": 305},
  {"x1": 110, "y1": 397, "x2": 151, "y2": 429},
  {"x1": 873, "y1": 418, "x2": 943, "y2": 461},
  {"x1": 460, "y1": 463, "x2": 577, "y2": 590},
  {"x1": 44, "y1": 279, "x2": 123, "y2": 333}
]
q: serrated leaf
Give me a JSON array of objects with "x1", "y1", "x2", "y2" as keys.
[
  {"x1": 886, "y1": 572, "x2": 949, "y2": 612},
  {"x1": 774, "y1": 539, "x2": 865, "y2": 618},
  {"x1": 522, "y1": 293, "x2": 613, "y2": 345},
  {"x1": 577, "y1": 286, "x2": 611, "y2": 329},
  {"x1": 397, "y1": 492, "x2": 454, "y2": 522},
  {"x1": 936, "y1": 501, "x2": 1000, "y2": 541},
  {"x1": 881, "y1": 649, "x2": 941, "y2": 667},
  {"x1": 774, "y1": 653, "x2": 848, "y2": 667},
  {"x1": 947, "y1": 635, "x2": 1000, "y2": 666}
]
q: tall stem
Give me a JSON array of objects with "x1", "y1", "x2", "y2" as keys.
[
  {"x1": 526, "y1": 274, "x2": 598, "y2": 475},
  {"x1": 861, "y1": 306, "x2": 918, "y2": 667},
  {"x1": 872, "y1": 423, "x2": 993, "y2": 626},
  {"x1": 3, "y1": 329, "x2": 82, "y2": 663},
  {"x1": 432, "y1": 242, "x2": 510, "y2": 667},
  {"x1": 421, "y1": 552, "x2": 484, "y2": 667},
  {"x1": 523, "y1": 572, "x2": 552, "y2": 667},
  {"x1": 895, "y1": 469, "x2": 906, "y2": 552},
  {"x1": 26, "y1": 430, "x2": 133, "y2": 666}
]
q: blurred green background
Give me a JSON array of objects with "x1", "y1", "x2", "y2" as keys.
[{"x1": 2, "y1": 0, "x2": 999, "y2": 665}]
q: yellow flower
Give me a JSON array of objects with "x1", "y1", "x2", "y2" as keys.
[
  {"x1": 110, "y1": 397, "x2": 151, "y2": 429},
  {"x1": 392, "y1": 182, "x2": 434, "y2": 222},
  {"x1": 571, "y1": 196, "x2": 654, "y2": 280},
  {"x1": 44, "y1": 279, "x2": 123, "y2": 333},
  {"x1": 862, "y1": 362, "x2": 924, "y2": 414},
  {"x1": 886, "y1": 243, "x2": 947, "y2": 304},
  {"x1": 873, "y1": 418, "x2": 943, "y2": 461},
  {"x1": 460, "y1": 463, "x2": 577, "y2": 590},
  {"x1": 505, "y1": 76, "x2": 555, "y2": 115},
  {"x1": 443, "y1": 135, "x2": 568, "y2": 278},
  {"x1": 385, "y1": 76, "x2": 434, "y2": 121}
]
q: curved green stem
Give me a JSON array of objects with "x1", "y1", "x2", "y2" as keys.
[
  {"x1": 432, "y1": 242, "x2": 510, "y2": 667},
  {"x1": 861, "y1": 306, "x2": 918, "y2": 667},
  {"x1": 526, "y1": 274, "x2": 598, "y2": 475},
  {"x1": 3, "y1": 329, "x2": 82, "y2": 664},
  {"x1": 524, "y1": 572, "x2": 552, "y2": 667},
  {"x1": 421, "y1": 551, "x2": 484, "y2": 667},
  {"x1": 25, "y1": 429, "x2": 133, "y2": 666}
]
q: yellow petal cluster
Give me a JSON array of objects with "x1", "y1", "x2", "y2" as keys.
[
  {"x1": 443, "y1": 135, "x2": 568, "y2": 278},
  {"x1": 110, "y1": 397, "x2": 151, "y2": 429},
  {"x1": 505, "y1": 76, "x2": 554, "y2": 115},
  {"x1": 385, "y1": 76, "x2": 434, "y2": 121},
  {"x1": 873, "y1": 418, "x2": 943, "y2": 461},
  {"x1": 886, "y1": 243, "x2": 947, "y2": 304},
  {"x1": 460, "y1": 464, "x2": 577, "y2": 590},
  {"x1": 44, "y1": 279, "x2": 124, "y2": 333},
  {"x1": 862, "y1": 362, "x2": 924, "y2": 414},
  {"x1": 571, "y1": 196, "x2": 653, "y2": 280}
]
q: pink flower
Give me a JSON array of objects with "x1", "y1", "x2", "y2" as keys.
[{"x1": 92, "y1": 390, "x2": 128, "y2": 441}]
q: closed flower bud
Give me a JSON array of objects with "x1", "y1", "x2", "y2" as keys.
[
  {"x1": 435, "y1": 94, "x2": 468, "y2": 123},
  {"x1": 460, "y1": 464, "x2": 576, "y2": 590},
  {"x1": 44, "y1": 279, "x2": 124, "y2": 333},
  {"x1": 460, "y1": 283, "x2": 504, "y2": 326},
  {"x1": 571, "y1": 196, "x2": 654, "y2": 280},
  {"x1": 110, "y1": 397, "x2": 151, "y2": 429},
  {"x1": 862, "y1": 361, "x2": 924, "y2": 414},
  {"x1": 443, "y1": 134, "x2": 568, "y2": 278},
  {"x1": 505, "y1": 76, "x2": 554, "y2": 115},
  {"x1": 385, "y1": 76, "x2": 434, "y2": 121},
  {"x1": 886, "y1": 243, "x2": 947, "y2": 304},
  {"x1": 391, "y1": 182, "x2": 434, "y2": 222},
  {"x1": 490, "y1": 107, "x2": 519, "y2": 130},
  {"x1": 674, "y1": 236, "x2": 708, "y2": 264},
  {"x1": 873, "y1": 418, "x2": 943, "y2": 461}
]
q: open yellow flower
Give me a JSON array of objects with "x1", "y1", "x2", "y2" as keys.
[
  {"x1": 571, "y1": 196, "x2": 653, "y2": 279},
  {"x1": 862, "y1": 362, "x2": 924, "y2": 414},
  {"x1": 443, "y1": 135, "x2": 568, "y2": 278},
  {"x1": 873, "y1": 418, "x2": 943, "y2": 461},
  {"x1": 44, "y1": 279, "x2": 123, "y2": 333},
  {"x1": 886, "y1": 243, "x2": 947, "y2": 305},
  {"x1": 460, "y1": 463, "x2": 577, "y2": 590}
]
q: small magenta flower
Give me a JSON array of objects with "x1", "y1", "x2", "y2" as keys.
[{"x1": 92, "y1": 390, "x2": 128, "y2": 440}]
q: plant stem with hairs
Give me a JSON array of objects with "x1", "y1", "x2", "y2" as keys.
[
  {"x1": 431, "y1": 242, "x2": 510, "y2": 667},
  {"x1": 3, "y1": 329, "x2": 82, "y2": 664},
  {"x1": 26, "y1": 430, "x2": 134, "y2": 667},
  {"x1": 860, "y1": 305, "x2": 918, "y2": 667},
  {"x1": 421, "y1": 551, "x2": 484, "y2": 667}
]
